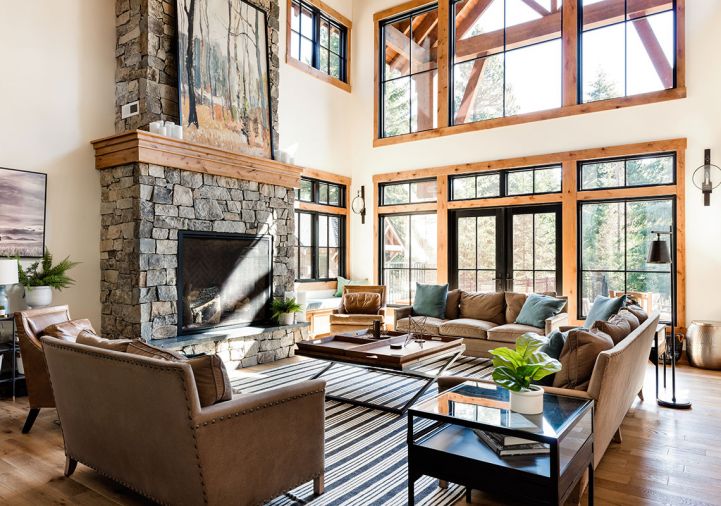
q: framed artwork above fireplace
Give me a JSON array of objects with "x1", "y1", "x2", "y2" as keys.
[{"x1": 176, "y1": 0, "x2": 274, "y2": 159}]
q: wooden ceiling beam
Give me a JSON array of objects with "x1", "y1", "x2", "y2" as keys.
[
  {"x1": 632, "y1": 16, "x2": 673, "y2": 88},
  {"x1": 521, "y1": 0, "x2": 551, "y2": 16},
  {"x1": 455, "y1": 58, "x2": 487, "y2": 124}
]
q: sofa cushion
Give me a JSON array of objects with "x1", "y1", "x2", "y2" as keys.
[
  {"x1": 126, "y1": 340, "x2": 186, "y2": 361},
  {"x1": 187, "y1": 354, "x2": 233, "y2": 407},
  {"x1": 486, "y1": 323, "x2": 543, "y2": 343},
  {"x1": 553, "y1": 327, "x2": 614, "y2": 390},
  {"x1": 535, "y1": 330, "x2": 568, "y2": 386},
  {"x1": 584, "y1": 295, "x2": 626, "y2": 328},
  {"x1": 504, "y1": 292, "x2": 527, "y2": 325},
  {"x1": 515, "y1": 294, "x2": 566, "y2": 328},
  {"x1": 624, "y1": 303, "x2": 649, "y2": 324},
  {"x1": 43, "y1": 319, "x2": 95, "y2": 342},
  {"x1": 413, "y1": 283, "x2": 449, "y2": 319},
  {"x1": 593, "y1": 313, "x2": 633, "y2": 344},
  {"x1": 76, "y1": 330, "x2": 134, "y2": 352},
  {"x1": 342, "y1": 292, "x2": 381, "y2": 314},
  {"x1": 439, "y1": 319, "x2": 497, "y2": 339},
  {"x1": 330, "y1": 314, "x2": 384, "y2": 326},
  {"x1": 459, "y1": 291, "x2": 505, "y2": 325},
  {"x1": 618, "y1": 309, "x2": 640, "y2": 331},
  {"x1": 395, "y1": 316, "x2": 444, "y2": 336},
  {"x1": 445, "y1": 289, "x2": 461, "y2": 320}
]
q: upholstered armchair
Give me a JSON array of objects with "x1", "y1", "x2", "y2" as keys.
[
  {"x1": 42, "y1": 338, "x2": 326, "y2": 506},
  {"x1": 15, "y1": 305, "x2": 73, "y2": 433},
  {"x1": 329, "y1": 285, "x2": 387, "y2": 334}
]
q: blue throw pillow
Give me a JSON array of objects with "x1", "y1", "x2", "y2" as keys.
[
  {"x1": 515, "y1": 294, "x2": 566, "y2": 329},
  {"x1": 535, "y1": 330, "x2": 568, "y2": 387},
  {"x1": 583, "y1": 295, "x2": 626, "y2": 328},
  {"x1": 413, "y1": 283, "x2": 449, "y2": 319}
]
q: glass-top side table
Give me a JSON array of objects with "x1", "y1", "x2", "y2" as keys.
[{"x1": 408, "y1": 381, "x2": 594, "y2": 505}]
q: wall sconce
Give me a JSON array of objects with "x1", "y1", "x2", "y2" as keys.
[
  {"x1": 351, "y1": 186, "x2": 367, "y2": 224},
  {"x1": 692, "y1": 149, "x2": 721, "y2": 206}
]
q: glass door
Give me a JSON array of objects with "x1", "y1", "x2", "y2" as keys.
[{"x1": 450, "y1": 205, "x2": 562, "y2": 294}]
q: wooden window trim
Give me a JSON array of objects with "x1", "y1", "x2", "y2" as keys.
[
  {"x1": 371, "y1": 138, "x2": 687, "y2": 328},
  {"x1": 373, "y1": 0, "x2": 686, "y2": 147},
  {"x1": 296, "y1": 168, "x2": 352, "y2": 279},
  {"x1": 286, "y1": 0, "x2": 352, "y2": 92}
]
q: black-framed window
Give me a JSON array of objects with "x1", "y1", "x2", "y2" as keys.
[
  {"x1": 449, "y1": 165, "x2": 562, "y2": 201},
  {"x1": 380, "y1": 179, "x2": 437, "y2": 205},
  {"x1": 380, "y1": 5, "x2": 439, "y2": 138},
  {"x1": 295, "y1": 211, "x2": 345, "y2": 281},
  {"x1": 580, "y1": 0, "x2": 675, "y2": 103},
  {"x1": 578, "y1": 197, "x2": 675, "y2": 323},
  {"x1": 295, "y1": 177, "x2": 345, "y2": 207},
  {"x1": 579, "y1": 153, "x2": 675, "y2": 190},
  {"x1": 451, "y1": 0, "x2": 563, "y2": 125},
  {"x1": 290, "y1": 0, "x2": 348, "y2": 82},
  {"x1": 380, "y1": 213, "x2": 437, "y2": 304}
]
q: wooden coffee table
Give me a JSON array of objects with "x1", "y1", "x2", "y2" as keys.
[{"x1": 296, "y1": 330, "x2": 465, "y2": 414}]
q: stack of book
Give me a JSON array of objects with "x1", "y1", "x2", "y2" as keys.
[{"x1": 473, "y1": 429, "x2": 550, "y2": 457}]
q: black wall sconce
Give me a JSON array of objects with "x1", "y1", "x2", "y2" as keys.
[
  {"x1": 352, "y1": 185, "x2": 367, "y2": 224},
  {"x1": 692, "y1": 149, "x2": 721, "y2": 206}
]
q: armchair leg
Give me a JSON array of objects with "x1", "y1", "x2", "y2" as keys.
[
  {"x1": 64, "y1": 456, "x2": 77, "y2": 477},
  {"x1": 612, "y1": 427, "x2": 623, "y2": 444},
  {"x1": 638, "y1": 388, "x2": 644, "y2": 401},
  {"x1": 313, "y1": 474, "x2": 325, "y2": 496},
  {"x1": 22, "y1": 408, "x2": 40, "y2": 434}
]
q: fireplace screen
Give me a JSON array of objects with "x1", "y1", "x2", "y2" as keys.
[{"x1": 178, "y1": 231, "x2": 272, "y2": 333}]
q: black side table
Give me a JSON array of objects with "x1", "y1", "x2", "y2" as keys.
[
  {"x1": 408, "y1": 381, "x2": 594, "y2": 505},
  {"x1": 0, "y1": 315, "x2": 23, "y2": 400}
]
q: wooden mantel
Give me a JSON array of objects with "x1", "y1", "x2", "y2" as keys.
[{"x1": 91, "y1": 130, "x2": 304, "y2": 188}]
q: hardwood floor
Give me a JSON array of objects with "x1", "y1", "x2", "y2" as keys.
[{"x1": 1, "y1": 362, "x2": 719, "y2": 505}]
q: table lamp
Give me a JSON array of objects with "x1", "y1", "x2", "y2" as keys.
[{"x1": 0, "y1": 259, "x2": 19, "y2": 316}]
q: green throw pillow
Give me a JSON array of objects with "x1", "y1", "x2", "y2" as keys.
[
  {"x1": 515, "y1": 293, "x2": 566, "y2": 329},
  {"x1": 412, "y1": 283, "x2": 449, "y2": 319},
  {"x1": 583, "y1": 295, "x2": 626, "y2": 328},
  {"x1": 335, "y1": 276, "x2": 366, "y2": 297}
]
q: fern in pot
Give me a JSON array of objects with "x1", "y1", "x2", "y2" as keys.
[
  {"x1": 17, "y1": 249, "x2": 79, "y2": 308},
  {"x1": 271, "y1": 297, "x2": 302, "y2": 326},
  {"x1": 490, "y1": 333, "x2": 562, "y2": 414}
]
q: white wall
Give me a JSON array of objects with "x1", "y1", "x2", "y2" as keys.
[
  {"x1": 0, "y1": 0, "x2": 116, "y2": 327},
  {"x1": 347, "y1": 0, "x2": 721, "y2": 323},
  {"x1": 278, "y1": 0, "x2": 354, "y2": 175}
]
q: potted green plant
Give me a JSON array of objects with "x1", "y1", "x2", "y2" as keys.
[
  {"x1": 271, "y1": 297, "x2": 302, "y2": 326},
  {"x1": 17, "y1": 249, "x2": 79, "y2": 308},
  {"x1": 489, "y1": 333, "x2": 562, "y2": 414}
]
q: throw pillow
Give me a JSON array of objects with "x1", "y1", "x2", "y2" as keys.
[
  {"x1": 445, "y1": 289, "x2": 461, "y2": 320},
  {"x1": 535, "y1": 330, "x2": 568, "y2": 387},
  {"x1": 342, "y1": 292, "x2": 381, "y2": 314},
  {"x1": 43, "y1": 319, "x2": 96, "y2": 342},
  {"x1": 126, "y1": 340, "x2": 186, "y2": 361},
  {"x1": 592, "y1": 313, "x2": 632, "y2": 344},
  {"x1": 624, "y1": 303, "x2": 649, "y2": 324},
  {"x1": 514, "y1": 294, "x2": 566, "y2": 329},
  {"x1": 618, "y1": 308, "x2": 640, "y2": 331},
  {"x1": 459, "y1": 291, "x2": 506, "y2": 325},
  {"x1": 504, "y1": 292, "x2": 528, "y2": 324},
  {"x1": 552, "y1": 328, "x2": 614, "y2": 390},
  {"x1": 335, "y1": 276, "x2": 366, "y2": 297},
  {"x1": 583, "y1": 295, "x2": 626, "y2": 328},
  {"x1": 188, "y1": 354, "x2": 233, "y2": 407},
  {"x1": 413, "y1": 283, "x2": 449, "y2": 319},
  {"x1": 76, "y1": 330, "x2": 134, "y2": 352}
]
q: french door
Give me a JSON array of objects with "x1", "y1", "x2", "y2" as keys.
[{"x1": 450, "y1": 205, "x2": 562, "y2": 294}]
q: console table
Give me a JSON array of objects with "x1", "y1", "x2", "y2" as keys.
[
  {"x1": 408, "y1": 381, "x2": 594, "y2": 505},
  {"x1": 0, "y1": 316, "x2": 23, "y2": 400}
]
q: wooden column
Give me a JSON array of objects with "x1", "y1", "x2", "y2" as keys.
[
  {"x1": 561, "y1": 160, "x2": 579, "y2": 324},
  {"x1": 562, "y1": 0, "x2": 578, "y2": 106},
  {"x1": 436, "y1": 175, "x2": 449, "y2": 284},
  {"x1": 436, "y1": 0, "x2": 450, "y2": 129}
]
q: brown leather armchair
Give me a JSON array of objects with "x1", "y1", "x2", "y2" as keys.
[
  {"x1": 14, "y1": 305, "x2": 73, "y2": 433},
  {"x1": 329, "y1": 285, "x2": 387, "y2": 334},
  {"x1": 42, "y1": 337, "x2": 327, "y2": 506}
]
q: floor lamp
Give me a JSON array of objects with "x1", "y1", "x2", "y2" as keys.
[{"x1": 648, "y1": 227, "x2": 691, "y2": 409}]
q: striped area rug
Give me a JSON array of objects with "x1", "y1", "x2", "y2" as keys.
[{"x1": 231, "y1": 355, "x2": 493, "y2": 506}]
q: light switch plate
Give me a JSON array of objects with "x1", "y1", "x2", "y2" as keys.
[{"x1": 121, "y1": 101, "x2": 140, "y2": 119}]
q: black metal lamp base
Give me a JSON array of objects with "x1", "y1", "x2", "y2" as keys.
[{"x1": 657, "y1": 397, "x2": 692, "y2": 409}]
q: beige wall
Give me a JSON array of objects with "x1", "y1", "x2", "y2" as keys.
[
  {"x1": 0, "y1": 0, "x2": 116, "y2": 327},
  {"x1": 347, "y1": 0, "x2": 721, "y2": 324}
]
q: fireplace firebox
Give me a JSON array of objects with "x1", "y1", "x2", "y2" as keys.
[{"x1": 177, "y1": 231, "x2": 273, "y2": 334}]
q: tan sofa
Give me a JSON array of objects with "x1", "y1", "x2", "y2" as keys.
[
  {"x1": 41, "y1": 338, "x2": 326, "y2": 506},
  {"x1": 439, "y1": 312, "x2": 661, "y2": 502},
  {"x1": 394, "y1": 290, "x2": 568, "y2": 357}
]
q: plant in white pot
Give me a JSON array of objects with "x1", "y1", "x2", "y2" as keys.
[
  {"x1": 17, "y1": 249, "x2": 79, "y2": 308},
  {"x1": 490, "y1": 333, "x2": 562, "y2": 415},
  {"x1": 271, "y1": 297, "x2": 302, "y2": 326}
]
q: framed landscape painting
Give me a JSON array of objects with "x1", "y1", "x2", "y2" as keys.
[
  {"x1": 0, "y1": 167, "x2": 47, "y2": 258},
  {"x1": 177, "y1": 0, "x2": 273, "y2": 159}
]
